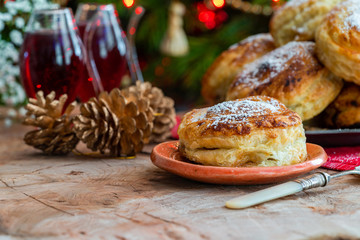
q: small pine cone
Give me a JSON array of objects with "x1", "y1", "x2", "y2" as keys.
[
  {"x1": 127, "y1": 81, "x2": 176, "y2": 142},
  {"x1": 73, "y1": 88, "x2": 154, "y2": 156},
  {"x1": 23, "y1": 91, "x2": 79, "y2": 155}
]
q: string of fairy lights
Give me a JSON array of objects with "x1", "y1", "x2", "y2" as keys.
[
  {"x1": 224, "y1": 0, "x2": 285, "y2": 16},
  {"x1": 197, "y1": 0, "x2": 285, "y2": 30},
  {"x1": 225, "y1": 0, "x2": 277, "y2": 16},
  {"x1": 121, "y1": 0, "x2": 286, "y2": 16}
]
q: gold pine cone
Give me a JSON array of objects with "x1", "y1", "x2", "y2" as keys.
[
  {"x1": 73, "y1": 88, "x2": 154, "y2": 156},
  {"x1": 23, "y1": 91, "x2": 79, "y2": 155},
  {"x1": 126, "y1": 81, "x2": 176, "y2": 142}
]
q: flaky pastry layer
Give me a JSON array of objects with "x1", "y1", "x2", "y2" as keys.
[
  {"x1": 315, "y1": 0, "x2": 360, "y2": 84},
  {"x1": 201, "y1": 33, "x2": 275, "y2": 104},
  {"x1": 325, "y1": 83, "x2": 360, "y2": 128},
  {"x1": 226, "y1": 41, "x2": 343, "y2": 121},
  {"x1": 270, "y1": 0, "x2": 342, "y2": 46},
  {"x1": 178, "y1": 96, "x2": 307, "y2": 167}
]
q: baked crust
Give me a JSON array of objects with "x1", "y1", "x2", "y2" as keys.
[
  {"x1": 226, "y1": 41, "x2": 343, "y2": 121},
  {"x1": 270, "y1": 0, "x2": 342, "y2": 46},
  {"x1": 315, "y1": 0, "x2": 360, "y2": 84},
  {"x1": 201, "y1": 33, "x2": 275, "y2": 104},
  {"x1": 178, "y1": 96, "x2": 307, "y2": 167},
  {"x1": 324, "y1": 83, "x2": 360, "y2": 128}
]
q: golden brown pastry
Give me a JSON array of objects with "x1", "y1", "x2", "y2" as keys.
[
  {"x1": 178, "y1": 96, "x2": 307, "y2": 167},
  {"x1": 201, "y1": 33, "x2": 276, "y2": 104},
  {"x1": 270, "y1": 0, "x2": 342, "y2": 46},
  {"x1": 315, "y1": 0, "x2": 360, "y2": 84},
  {"x1": 324, "y1": 83, "x2": 360, "y2": 128},
  {"x1": 226, "y1": 41, "x2": 343, "y2": 121}
]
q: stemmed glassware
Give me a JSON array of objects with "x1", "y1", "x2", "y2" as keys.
[
  {"x1": 75, "y1": 3, "x2": 140, "y2": 102},
  {"x1": 19, "y1": 4, "x2": 144, "y2": 105},
  {"x1": 19, "y1": 8, "x2": 88, "y2": 107}
]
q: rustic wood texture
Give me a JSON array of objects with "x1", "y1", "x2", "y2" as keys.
[{"x1": 1, "y1": 122, "x2": 360, "y2": 240}]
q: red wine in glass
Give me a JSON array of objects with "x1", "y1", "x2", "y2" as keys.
[
  {"x1": 75, "y1": 3, "x2": 98, "y2": 40},
  {"x1": 75, "y1": 4, "x2": 130, "y2": 102},
  {"x1": 75, "y1": 21, "x2": 127, "y2": 102},
  {"x1": 19, "y1": 8, "x2": 88, "y2": 108},
  {"x1": 88, "y1": 23, "x2": 128, "y2": 92},
  {"x1": 20, "y1": 31, "x2": 87, "y2": 106},
  {"x1": 75, "y1": 22, "x2": 97, "y2": 102},
  {"x1": 78, "y1": 22, "x2": 87, "y2": 40}
]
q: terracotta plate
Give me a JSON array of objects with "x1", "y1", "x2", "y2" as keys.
[{"x1": 150, "y1": 141, "x2": 327, "y2": 185}]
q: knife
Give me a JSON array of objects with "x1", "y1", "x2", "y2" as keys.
[{"x1": 226, "y1": 166, "x2": 360, "y2": 209}]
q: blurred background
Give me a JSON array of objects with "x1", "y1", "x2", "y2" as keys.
[{"x1": 0, "y1": 0, "x2": 287, "y2": 113}]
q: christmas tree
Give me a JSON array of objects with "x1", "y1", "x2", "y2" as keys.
[
  {"x1": 71, "y1": 0, "x2": 283, "y2": 107},
  {"x1": 0, "y1": 0, "x2": 285, "y2": 108}
]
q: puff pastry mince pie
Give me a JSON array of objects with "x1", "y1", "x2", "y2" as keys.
[
  {"x1": 201, "y1": 33, "x2": 276, "y2": 104},
  {"x1": 315, "y1": 0, "x2": 360, "y2": 84},
  {"x1": 178, "y1": 96, "x2": 307, "y2": 167},
  {"x1": 270, "y1": 0, "x2": 342, "y2": 46},
  {"x1": 226, "y1": 41, "x2": 343, "y2": 121}
]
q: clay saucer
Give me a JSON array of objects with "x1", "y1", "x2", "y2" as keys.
[{"x1": 150, "y1": 141, "x2": 327, "y2": 185}]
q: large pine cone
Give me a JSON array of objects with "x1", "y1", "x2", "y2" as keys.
[
  {"x1": 126, "y1": 81, "x2": 176, "y2": 142},
  {"x1": 23, "y1": 91, "x2": 79, "y2": 155},
  {"x1": 73, "y1": 88, "x2": 154, "y2": 156}
]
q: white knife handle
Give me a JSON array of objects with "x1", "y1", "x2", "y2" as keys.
[
  {"x1": 225, "y1": 181, "x2": 303, "y2": 209},
  {"x1": 225, "y1": 172, "x2": 330, "y2": 209}
]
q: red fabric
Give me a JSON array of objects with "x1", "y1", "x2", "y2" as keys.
[{"x1": 323, "y1": 146, "x2": 360, "y2": 171}]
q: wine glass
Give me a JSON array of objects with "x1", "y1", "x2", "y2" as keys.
[
  {"x1": 19, "y1": 8, "x2": 88, "y2": 107},
  {"x1": 75, "y1": 4, "x2": 141, "y2": 101},
  {"x1": 74, "y1": 3, "x2": 98, "y2": 40}
]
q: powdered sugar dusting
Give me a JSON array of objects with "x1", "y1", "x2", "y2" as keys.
[
  {"x1": 342, "y1": 1, "x2": 360, "y2": 32},
  {"x1": 234, "y1": 41, "x2": 312, "y2": 88},
  {"x1": 345, "y1": 13, "x2": 360, "y2": 31},
  {"x1": 192, "y1": 96, "x2": 285, "y2": 129}
]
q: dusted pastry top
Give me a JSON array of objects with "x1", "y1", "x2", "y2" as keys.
[
  {"x1": 178, "y1": 96, "x2": 307, "y2": 167},
  {"x1": 270, "y1": 0, "x2": 342, "y2": 46},
  {"x1": 201, "y1": 33, "x2": 276, "y2": 104},
  {"x1": 180, "y1": 96, "x2": 301, "y2": 137},
  {"x1": 323, "y1": 0, "x2": 360, "y2": 51},
  {"x1": 226, "y1": 41, "x2": 343, "y2": 121},
  {"x1": 228, "y1": 41, "x2": 320, "y2": 95},
  {"x1": 315, "y1": 0, "x2": 360, "y2": 84}
]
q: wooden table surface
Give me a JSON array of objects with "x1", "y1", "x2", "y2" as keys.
[{"x1": 1, "y1": 122, "x2": 360, "y2": 240}]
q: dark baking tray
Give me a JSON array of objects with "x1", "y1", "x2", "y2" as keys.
[{"x1": 305, "y1": 129, "x2": 360, "y2": 147}]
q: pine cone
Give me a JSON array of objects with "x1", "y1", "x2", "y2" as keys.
[
  {"x1": 73, "y1": 88, "x2": 154, "y2": 156},
  {"x1": 127, "y1": 81, "x2": 176, "y2": 142},
  {"x1": 23, "y1": 91, "x2": 79, "y2": 155}
]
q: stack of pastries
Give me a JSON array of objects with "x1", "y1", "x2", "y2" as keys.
[
  {"x1": 178, "y1": 0, "x2": 360, "y2": 168},
  {"x1": 201, "y1": 34, "x2": 276, "y2": 104},
  {"x1": 202, "y1": 0, "x2": 360, "y2": 129}
]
